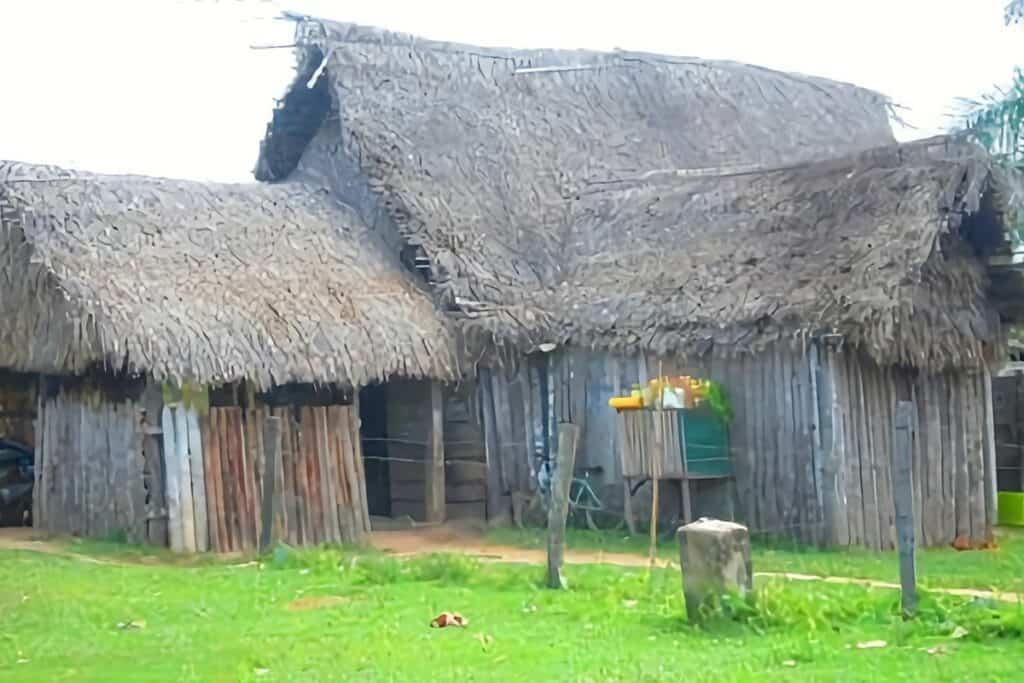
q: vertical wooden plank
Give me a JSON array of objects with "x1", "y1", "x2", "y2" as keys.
[
  {"x1": 292, "y1": 410, "x2": 311, "y2": 545},
  {"x1": 219, "y1": 409, "x2": 240, "y2": 552},
  {"x1": 910, "y1": 379, "x2": 926, "y2": 547},
  {"x1": 774, "y1": 348, "x2": 789, "y2": 531},
  {"x1": 297, "y1": 408, "x2": 320, "y2": 545},
  {"x1": 187, "y1": 408, "x2": 209, "y2": 552},
  {"x1": 173, "y1": 407, "x2": 197, "y2": 552},
  {"x1": 259, "y1": 415, "x2": 282, "y2": 553},
  {"x1": 479, "y1": 371, "x2": 504, "y2": 521},
  {"x1": 952, "y1": 376, "x2": 970, "y2": 541},
  {"x1": 852, "y1": 355, "x2": 877, "y2": 550},
  {"x1": 318, "y1": 407, "x2": 343, "y2": 543},
  {"x1": 162, "y1": 405, "x2": 184, "y2": 552},
  {"x1": 967, "y1": 374, "x2": 987, "y2": 544},
  {"x1": 242, "y1": 408, "x2": 262, "y2": 551},
  {"x1": 426, "y1": 381, "x2": 446, "y2": 524},
  {"x1": 760, "y1": 353, "x2": 777, "y2": 531},
  {"x1": 923, "y1": 375, "x2": 943, "y2": 548},
  {"x1": 940, "y1": 375, "x2": 957, "y2": 544},
  {"x1": 350, "y1": 391, "x2": 372, "y2": 536},
  {"x1": 825, "y1": 349, "x2": 850, "y2": 547},
  {"x1": 874, "y1": 366, "x2": 895, "y2": 550},
  {"x1": 330, "y1": 406, "x2": 355, "y2": 543},
  {"x1": 273, "y1": 409, "x2": 289, "y2": 544},
  {"x1": 745, "y1": 354, "x2": 761, "y2": 531},
  {"x1": 274, "y1": 409, "x2": 299, "y2": 548},
  {"x1": 240, "y1": 408, "x2": 258, "y2": 549},
  {"x1": 982, "y1": 369, "x2": 997, "y2": 539},
  {"x1": 547, "y1": 423, "x2": 580, "y2": 589},
  {"x1": 201, "y1": 412, "x2": 222, "y2": 553},
  {"x1": 792, "y1": 350, "x2": 814, "y2": 542},
  {"x1": 893, "y1": 401, "x2": 918, "y2": 616},
  {"x1": 128, "y1": 405, "x2": 147, "y2": 543},
  {"x1": 223, "y1": 408, "x2": 244, "y2": 552}
]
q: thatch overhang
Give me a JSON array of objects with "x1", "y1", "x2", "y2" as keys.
[
  {"x1": 0, "y1": 161, "x2": 460, "y2": 389},
  {"x1": 256, "y1": 17, "x2": 1024, "y2": 371}
]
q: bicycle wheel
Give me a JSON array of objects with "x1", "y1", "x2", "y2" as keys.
[{"x1": 583, "y1": 508, "x2": 626, "y2": 532}]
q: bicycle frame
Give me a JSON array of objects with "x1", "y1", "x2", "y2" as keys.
[{"x1": 568, "y1": 476, "x2": 604, "y2": 512}]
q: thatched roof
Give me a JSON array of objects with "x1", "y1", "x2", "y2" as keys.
[
  {"x1": 256, "y1": 17, "x2": 1023, "y2": 370},
  {"x1": 0, "y1": 161, "x2": 460, "y2": 388}
]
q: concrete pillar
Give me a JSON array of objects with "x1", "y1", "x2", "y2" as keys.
[{"x1": 678, "y1": 518, "x2": 752, "y2": 622}]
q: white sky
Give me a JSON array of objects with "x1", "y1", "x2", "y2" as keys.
[{"x1": 0, "y1": 0, "x2": 1019, "y2": 182}]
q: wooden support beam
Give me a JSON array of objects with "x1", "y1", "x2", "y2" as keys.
[
  {"x1": 547, "y1": 422, "x2": 580, "y2": 589},
  {"x1": 892, "y1": 400, "x2": 917, "y2": 617},
  {"x1": 259, "y1": 416, "x2": 282, "y2": 553},
  {"x1": 425, "y1": 381, "x2": 446, "y2": 524}
]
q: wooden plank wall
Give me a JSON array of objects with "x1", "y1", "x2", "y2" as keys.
[
  {"x1": 827, "y1": 353, "x2": 993, "y2": 549},
  {"x1": 477, "y1": 344, "x2": 996, "y2": 549},
  {"x1": 200, "y1": 404, "x2": 370, "y2": 552},
  {"x1": 35, "y1": 391, "x2": 151, "y2": 543},
  {"x1": 991, "y1": 372, "x2": 1024, "y2": 491},
  {"x1": 386, "y1": 379, "x2": 433, "y2": 521},
  {"x1": 443, "y1": 382, "x2": 487, "y2": 520}
]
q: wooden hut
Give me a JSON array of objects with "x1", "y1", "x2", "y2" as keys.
[
  {"x1": 258, "y1": 18, "x2": 1024, "y2": 548},
  {"x1": 0, "y1": 160, "x2": 460, "y2": 549}
]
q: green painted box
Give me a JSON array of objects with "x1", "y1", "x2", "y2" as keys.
[
  {"x1": 998, "y1": 491, "x2": 1024, "y2": 526},
  {"x1": 678, "y1": 408, "x2": 731, "y2": 477}
]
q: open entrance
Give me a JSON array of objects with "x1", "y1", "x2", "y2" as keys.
[{"x1": 0, "y1": 371, "x2": 35, "y2": 528}]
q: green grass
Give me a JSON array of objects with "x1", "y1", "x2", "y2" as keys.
[
  {"x1": 2, "y1": 543, "x2": 1024, "y2": 681},
  {"x1": 487, "y1": 527, "x2": 1024, "y2": 593}
]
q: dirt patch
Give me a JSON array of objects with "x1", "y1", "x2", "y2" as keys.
[
  {"x1": 286, "y1": 595, "x2": 351, "y2": 611},
  {"x1": 370, "y1": 529, "x2": 673, "y2": 569}
]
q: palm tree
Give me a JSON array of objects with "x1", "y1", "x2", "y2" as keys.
[
  {"x1": 1008, "y1": 0, "x2": 1024, "y2": 24},
  {"x1": 958, "y1": 2, "x2": 1024, "y2": 164}
]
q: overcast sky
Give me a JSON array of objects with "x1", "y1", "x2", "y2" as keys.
[{"x1": 0, "y1": 0, "x2": 1018, "y2": 182}]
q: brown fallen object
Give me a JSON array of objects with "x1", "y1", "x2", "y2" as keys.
[{"x1": 430, "y1": 612, "x2": 468, "y2": 628}]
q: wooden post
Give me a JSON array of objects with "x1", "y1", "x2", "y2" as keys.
[
  {"x1": 982, "y1": 369, "x2": 997, "y2": 535},
  {"x1": 161, "y1": 405, "x2": 184, "y2": 553},
  {"x1": 679, "y1": 410, "x2": 692, "y2": 524},
  {"x1": 186, "y1": 409, "x2": 209, "y2": 553},
  {"x1": 259, "y1": 416, "x2": 282, "y2": 553},
  {"x1": 480, "y1": 371, "x2": 504, "y2": 522},
  {"x1": 425, "y1": 381, "x2": 446, "y2": 524},
  {"x1": 547, "y1": 422, "x2": 580, "y2": 588},
  {"x1": 892, "y1": 400, "x2": 917, "y2": 616}
]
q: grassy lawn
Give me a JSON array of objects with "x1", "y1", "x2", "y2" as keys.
[
  {"x1": 2, "y1": 542, "x2": 1024, "y2": 681},
  {"x1": 488, "y1": 527, "x2": 1024, "y2": 593}
]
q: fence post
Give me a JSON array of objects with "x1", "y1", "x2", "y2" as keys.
[
  {"x1": 259, "y1": 416, "x2": 282, "y2": 554},
  {"x1": 425, "y1": 381, "x2": 446, "y2": 524},
  {"x1": 893, "y1": 400, "x2": 917, "y2": 616},
  {"x1": 547, "y1": 422, "x2": 580, "y2": 588}
]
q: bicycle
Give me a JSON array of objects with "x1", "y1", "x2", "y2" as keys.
[{"x1": 523, "y1": 457, "x2": 624, "y2": 532}]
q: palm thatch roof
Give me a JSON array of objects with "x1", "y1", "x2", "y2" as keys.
[
  {"x1": 0, "y1": 161, "x2": 460, "y2": 388},
  {"x1": 256, "y1": 17, "x2": 1023, "y2": 370}
]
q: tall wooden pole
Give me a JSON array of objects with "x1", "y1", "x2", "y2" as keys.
[
  {"x1": 892, "y1": 400, "x2": 917, "y2": 616},
  {"x1": 258, "y1": 416, "x2": 282, "y2": 553},
  {"x1": 547, "y1": 422, "x2": 580, "y2": 588},
  {"x1": 425, "y1": 382, "x2": 446, "y2": 524}
]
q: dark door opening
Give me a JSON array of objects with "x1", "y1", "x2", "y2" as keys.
[
  {"x1": 359, "y1": 383, "x2": 391, "y2": 517},
  {"x1": 0, "y1": 371, "x2": 36, "y2": 527}
]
